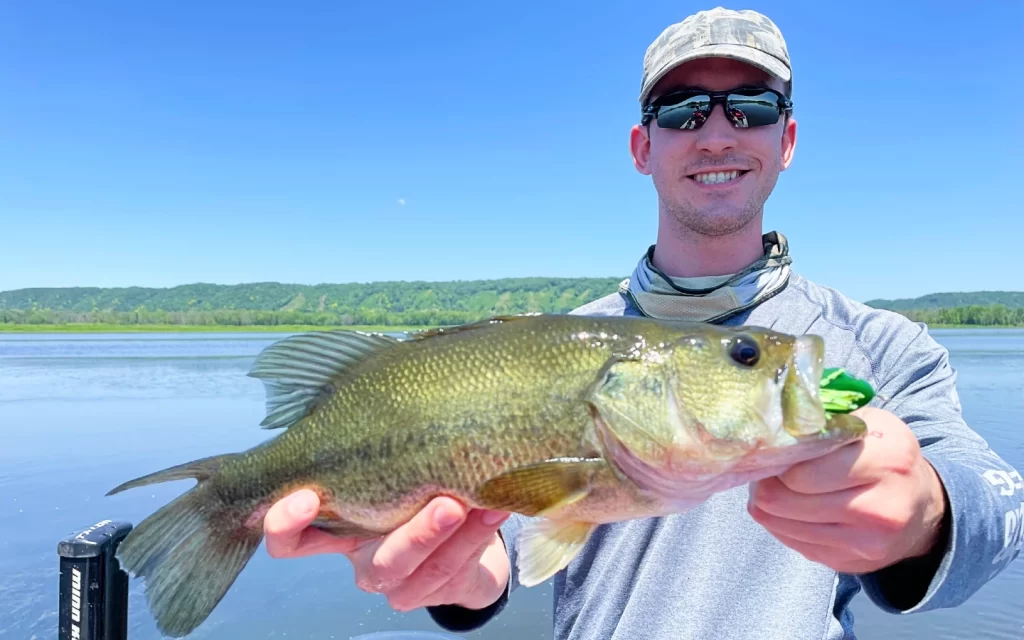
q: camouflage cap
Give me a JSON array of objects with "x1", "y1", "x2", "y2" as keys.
[{"x1": 639, "y1": 7, "x2": 792, "y2": 106}]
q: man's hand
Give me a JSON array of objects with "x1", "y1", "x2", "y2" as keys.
[
  {"x1": 748, "y1": 406, "x2": 949, "y2": 574},
  {"x1": 263, "y1": 490, "x2": 511, "y2": 612}
]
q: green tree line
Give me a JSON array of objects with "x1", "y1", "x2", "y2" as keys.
[
  {"x1": 2, "y1": 304, "x2": 1021, "y2": 329},
  {"x1": 0, "y1": 308, "x2": 487, "y2": 327},
  {"x1": 898, "y1": 304, "x2": 1024, "y2": 327},
  {"x1": 2, "y1": 280, "x2": 1021, "y2": 328},
  {"x1": 0, "y1": 278, "x2": 625, "y2": 327},
  {"x1": 865, "y1": 291, "x2": 1024, "y2": 311},
  {"x1": 0, "y1": 278, "x2": 622, "y2": 318}
]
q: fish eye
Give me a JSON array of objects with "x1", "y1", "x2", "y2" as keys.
[{"x1": 728, "y1": 336, "x2": 760, "y2": 367}]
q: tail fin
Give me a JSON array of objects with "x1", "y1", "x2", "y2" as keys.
[{"x1": 107, "y1": 453, "x2": 262, "y2": 638}]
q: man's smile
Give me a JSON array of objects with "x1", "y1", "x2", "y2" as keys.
[{"x1": 687, "y1": 168, "x2": 751, "y2": 186}]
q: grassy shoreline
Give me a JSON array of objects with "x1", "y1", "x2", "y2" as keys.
[
  {"x1": 1, "y1": 322, "x2": 1020, "y2": 334},
  {"x1": 0, "y1": 323, "x2": 441, "y2": 334},
  {"x1": 926, "y1": 324, "x2": 1023, "y2": 329}
]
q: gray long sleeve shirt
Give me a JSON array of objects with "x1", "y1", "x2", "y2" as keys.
[{"x1": 428, "y1": 273, "x2": 1023, "y2": 638}]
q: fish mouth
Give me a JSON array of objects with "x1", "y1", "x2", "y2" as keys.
[
  {"x1": 725, "y1": 334, "x2": 864, "y2": 473},
  {"x1": 792, "y1": 334, "x2": 825, "y2": 400},
  {"x1": 771, "y1": 334, "x2": 829, "y2": 439},
  {"x1": 589, "y1": 333, "x2": 864, "y2": 505}
]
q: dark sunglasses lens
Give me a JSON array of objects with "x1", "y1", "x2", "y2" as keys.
[
  {"x1": 656, "y1": 95, "x2": 710, "y2": 130},
  {"x1": 726, "y1": 91, "x2": 783, "y2": 128}
]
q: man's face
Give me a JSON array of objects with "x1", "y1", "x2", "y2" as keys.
[{"x1": 630, "y1": 57, "x2": 797, "y2": 238}]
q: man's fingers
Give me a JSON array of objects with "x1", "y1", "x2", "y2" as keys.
[
  {"x1": 750, "y1": 504, "x2": 892, "y2": 564},
  {"x1": 264, "y1": 492, "x2": 510, "y2": 610},
  {"x1": 776, "y1": 440, "x2": 869, "y2": 494},
  {"x1": 779, "y1": 408, "x2": 918, "y2": 495},
  {"x1": 748, "y1": 504, "x2": 849, "y2": 548},
  {"x1": 384, "y1": 508, "x2": 509, "y2": 610},
  {"x1": 771, "y1": 532, "x2": 849, "y2": 565},
  {"x1": 264, "y1": 489, "x2": 321, "y2": 558},
  {"x1": 356, "y1": 497, "x2": 469, "y2": 586},
  {"x1": 419, "y1": 536, "x2": 511, "y2": 610},
  {"x1": 750, "y1": 476, "x2": 865, "y2": 523},
  {"x1": 264, "y1": 489, "x2": 362, "y2": 559},
  {"x1": 771, "y1": 532, "x2": 885, "y2": 574}
]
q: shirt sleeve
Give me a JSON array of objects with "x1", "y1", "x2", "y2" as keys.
[{"x1": 856, "y1": 319, "x2": 1023, "y2": 613}]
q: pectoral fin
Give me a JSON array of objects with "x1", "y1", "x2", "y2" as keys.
[
  {"x1": 478, "y1": 459, "x2": 604, "y2": 586},
  {"x1": 477, "y1": 458, "x2": 604, "y2": 517},
  {"x1": 516, "y1": 518, "x2": 597, "y2": 587}
]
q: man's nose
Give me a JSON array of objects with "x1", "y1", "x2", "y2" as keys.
[{"x1": 694, "y1": 105, "x2": 737, "y2": 154}]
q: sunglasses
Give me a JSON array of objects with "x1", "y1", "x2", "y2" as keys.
[{"x1": 641, "y1": 86, "x2": 793, "y2": 130}]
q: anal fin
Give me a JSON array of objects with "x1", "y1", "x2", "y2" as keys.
[
  {"x1": 303, "y1": 489, "x2": 381, "y2": 540},
  {"x1": 516, "y1": 519, "x2": 597, "y2": 587},
  {"x1": 310, "y1": 516, "x2": 379, "y2": 540}
]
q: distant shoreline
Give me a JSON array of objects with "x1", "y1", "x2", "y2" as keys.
[
  {"x1": 926, "y1": 324, "x2": 1023, "y2": 329},
  {"x1": 0, "y1": 322, "x2": 1019, "y2": 334},
  {"x1": 0, "y1": 323, "x2": 440, "y2": 334}
]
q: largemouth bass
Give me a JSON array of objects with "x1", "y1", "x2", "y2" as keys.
[{"x1": 106, "y1": 314, "x2": 866, "y2": 637}]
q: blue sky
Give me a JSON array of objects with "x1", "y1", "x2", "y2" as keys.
[{"x1": 1, "y1": 1, "x2": 1019, "y2": 302}]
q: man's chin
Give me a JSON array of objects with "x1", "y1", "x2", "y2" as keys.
[{"x1": 666, "y1": 204, "x2": 760, "y2": 237}]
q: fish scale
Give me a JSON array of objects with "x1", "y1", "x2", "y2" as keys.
[
  {"x1": 277, "y1": 321, "x2": 623, "y2": 496},
  {"x1": 104, "y1": 313, "x2": 865, "y2": 637}
]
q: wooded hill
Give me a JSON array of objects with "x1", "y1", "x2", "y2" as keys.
[
  {"x1": 865, "y1": 291, "x2": 1024, "y2": 311},
  {"x1": 864, "y1": 291, "x2": 1024, "y2": 327},
  {"x1": 1, "y1": 281, "x2": 1021, "y2": 328},
  {"x1": 0, "y1": 279, "x2": 624, "y2": 327}
]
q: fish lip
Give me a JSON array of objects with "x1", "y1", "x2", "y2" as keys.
[
  {"x1": 774, "y1": 362, "x2": 788, "y2": 385},
  {"x1": 763, "y1": 363, "x2": 786, "y2": 437},
  {"x1": 778, "y1": 334, "x2": 830, "y2": 439},
  {"x1": 794, "y1": 335, "x2": 825, "y2": 396}
]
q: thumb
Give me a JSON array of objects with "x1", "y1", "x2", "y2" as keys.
[
  {"x1": 264, "y1": 489, "x2": 321, "y2": 556},
  {"x1": 264, "y1": 489, "x2": 367, "y2": 559},
  {"x1": 282, "y1": 489, "x2": 321, "y2": 527}
]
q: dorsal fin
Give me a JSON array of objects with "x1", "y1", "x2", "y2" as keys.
[
  {"x1": 408, "y1": 313, "x2": 540, "y2": 341},
  {"x1": 247, "y1": 329, "x2": 400, "y2": 429}
]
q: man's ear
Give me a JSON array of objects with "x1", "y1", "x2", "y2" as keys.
[
  {"x1": 630, "y1": 124, "x2": 652, "y2": 175},
  {"x1": 781, "y1": 115, "x2": 797, "y2": 171}
]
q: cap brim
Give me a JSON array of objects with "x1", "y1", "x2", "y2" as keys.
[{"x1": 639, "y1": 44, "x2": 791, "y2": 105}]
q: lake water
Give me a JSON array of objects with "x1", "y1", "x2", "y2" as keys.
[{"x1": 2, "y1": 328, "x2": 1022, "y2": 639}]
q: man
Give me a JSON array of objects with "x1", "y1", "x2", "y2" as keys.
[{"x1": 262, "y1": 8, "x2": 1022, "y2": 638}]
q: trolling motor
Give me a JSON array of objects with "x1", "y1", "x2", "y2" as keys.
[{"x1": 56, "y1": 519, "x2": 134, "y2": 640}]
